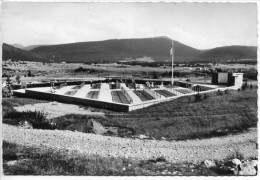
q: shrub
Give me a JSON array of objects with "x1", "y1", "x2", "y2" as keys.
[
  {"x1": 3, "y1": 110, "x2": 56, "y2": 130},
  {"x1": 2, "y1": 100, "x2": 16, "y2": 115},
  {"x1": 28, "y1": 70, "x2": 32, "y2": 77},
  {"x1": 16, "y1": 75, "x2": 21, "y2": 84},
  {"x1": 3, "y1": 111, "x2": 23, "y2": 125},
  {"x1": 74, "y1": 67, "x2": 97, "y2": 73},
  {"x1": 2, "y1": 73, "x2": 9, "y2": 77},
  {"x1": 153, "y1": 71, "x2": 158, "y2": 79},
  {"x1": 194, "y1": 93, "x2": 201, "y2": 102},
  {"x1": 216, "y1": 90, "x2": 223, "y2": 96},
  {"x1": 2, "y1": 141, "x2": 20, "y2": 161}
]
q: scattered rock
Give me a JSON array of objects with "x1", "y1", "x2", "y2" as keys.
[
  {"x1": 105, "y1": 127, "x2": 118, "y2": 135},
  {"x1": 238, "y1": 162, "x2": 257, "y2": 175},
  {"x1": 232, "y1": 159, "x2": 242, "y2": 166},
  {"x1": 19, "y1": 121, "x2": 33, "y2": 129},
  {"x1": 251, "y1": 160, "x2": 258, "y2": 168},
  {"x1": 135, "y1": 134, "x2": 149, "y2": 140},
  {"x1": 89, "y1": 119, "x2": 108, "y2": 135},
  {"x1": 117, "y1": 126, "x2": 134, "y2": 137},
  {"x1": 203, "y1": 159, "x2": 216, "y2": 169},
  {"x1": 155, "y1": 162, "x2": 165, "y2": 166},
  {"x1": 221, "y1": 159, "x2": 258, "y2": 175}
]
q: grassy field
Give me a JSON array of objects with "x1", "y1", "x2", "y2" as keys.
[
  {"x1": 99, "y1": 88, "x2": 258, "y2": 140},
  {"x1": 2, "y1": 141, "x2": 217, "y2": 175},
  {"x1": 214, "y1": 63, "x2": 256, "y2": 70},
  {"x1": 4, "y1": 61, "x2": 257, "y2": 86}
]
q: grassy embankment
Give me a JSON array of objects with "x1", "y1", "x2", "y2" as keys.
[{"x1": 101, "y1": 88, "x2": 258, "y2": 140}]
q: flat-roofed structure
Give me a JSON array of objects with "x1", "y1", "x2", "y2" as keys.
[{"x1": 212, "y1": 72, "x2": 243, "y2": 88}]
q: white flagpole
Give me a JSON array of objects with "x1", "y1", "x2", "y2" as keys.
[{"x1": 171, "y1": 40, "x2": 174, "y2": 86}]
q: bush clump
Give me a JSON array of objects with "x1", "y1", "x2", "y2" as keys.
[
  {"x1": 74, "y1": 67, "x2": 97, "y2": 73},
  {"x1": 3, "y1": 110, "x2": 56, "y2": 130}
]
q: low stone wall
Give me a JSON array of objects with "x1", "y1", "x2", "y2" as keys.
[{"x1": 25, "y1": 89, "x2": 130, "y2": 112}]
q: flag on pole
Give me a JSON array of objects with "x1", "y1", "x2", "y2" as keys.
[{"x1": 170, "y1": 46, "x2": 173, "y2": 56}]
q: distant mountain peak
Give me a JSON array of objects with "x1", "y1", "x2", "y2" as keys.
[
  {"x1": 155, "y1": 36, "x2": 171, "y2": 39},
  {"x1": 10, "y1": 43, "x2": 25, "y2": 49}
]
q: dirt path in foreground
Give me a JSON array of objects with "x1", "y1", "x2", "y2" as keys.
[{"x1": 2, "y1": 124, "x2": 257, "y2": 164}]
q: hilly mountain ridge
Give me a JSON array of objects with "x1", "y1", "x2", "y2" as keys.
[
  {"x1": 11, "y1": 43, "x2": 50, "y2": 51},
  {"x1": 10, "y1": 43, "x2": 26, "y2": 50},
  {"x1": 200, "y1": 46, "x2": 257, "y2": 60},
  {"x1": 30, "y1": 37, "x2": 201, "y2": 63},
  {"x1": 2, "y1": 43, "x2": 46, "y2": 62},
  {"x1": 3, "y1": 37, "x2": 257, "y2": 63}
]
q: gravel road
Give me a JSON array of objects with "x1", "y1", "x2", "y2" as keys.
[{"x1": 3, "y1": 124, "x2": 257, "y2": 164}]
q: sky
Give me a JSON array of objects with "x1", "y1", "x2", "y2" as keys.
[{"x1": 2, "y1": 2, "x2": 257, "y2": 49}]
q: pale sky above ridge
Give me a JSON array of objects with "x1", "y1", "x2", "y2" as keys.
[{"x1": 2, "y1": 2, "x2": 257, "y2": 49}]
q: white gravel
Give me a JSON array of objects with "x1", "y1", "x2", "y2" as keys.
[{"x1": 2, "y1": 124, "x2": 257, "y2": 164}]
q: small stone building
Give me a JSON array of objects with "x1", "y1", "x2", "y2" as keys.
[{"x1": 212, "y1": 72, "x2": 243, "y2": 88}]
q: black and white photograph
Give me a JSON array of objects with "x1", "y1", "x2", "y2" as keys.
[{"x1": 1, "y1": 0, "x2": 258, "y2": 177}]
